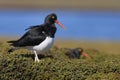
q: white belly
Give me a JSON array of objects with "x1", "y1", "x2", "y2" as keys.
[{"x1": 33, "y1": 37, "x2": 54, "y2": 54}]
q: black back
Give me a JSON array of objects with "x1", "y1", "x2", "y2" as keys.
[{"x1": 8, "y1": 24, "x2": 56, "y2": 47}]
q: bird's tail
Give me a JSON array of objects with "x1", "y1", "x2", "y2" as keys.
[
  {"x1": 7, "y1": 40, "x2": 16, "y2": 43},
  {"x1": 7, "y1": 40, "x2": 18, "y2": 53},
  {"x1": 7, "y1": 40, "x2": 17, "y2": 47}
]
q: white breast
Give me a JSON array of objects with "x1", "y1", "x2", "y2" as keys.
[{"x1": 33, "y1": 37, "x2": 54, "y2": 54}]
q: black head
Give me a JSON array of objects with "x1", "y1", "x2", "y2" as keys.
[
  {"x1": 44, "y1": 13, "x2": 65, "y2": 29},
  {"x1": 45, "y1": 13, "x2": 57, "y2": 24}
]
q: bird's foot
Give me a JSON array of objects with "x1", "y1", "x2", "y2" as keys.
[
  {"x1": 35, "y1": 57, "x2": 40, "y2": 63},
  {"x1": 34, "y1": 58, "x2": 45, "y2": 63}
]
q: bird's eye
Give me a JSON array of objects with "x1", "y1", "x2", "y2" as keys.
[{"x1": 51, "y1": 16, "x2": 55, "y2": 19}]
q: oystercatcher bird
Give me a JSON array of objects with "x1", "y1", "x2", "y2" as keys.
[
  {"x1": 65, "y1": 48, "x2": 92, "y2": 59},
  {"x1": 8, "y1": 13, "x2": 65, "y2": 62}
]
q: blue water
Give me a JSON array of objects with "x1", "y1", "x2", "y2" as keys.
[{"x1": 0, "y1": 9, "x2": 120, "y2": 41}]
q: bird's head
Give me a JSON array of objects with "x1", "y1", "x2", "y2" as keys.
[
  {"x1": 45, "y1": 13, "x2": 65, "y2": 29},
  {"x1": 78, "y1": 48, "x2": 92, "y2": 59}
]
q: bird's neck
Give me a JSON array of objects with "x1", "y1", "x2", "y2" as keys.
[{"x1": 44, "y1": 24, "x2": 56, "y2": 38}]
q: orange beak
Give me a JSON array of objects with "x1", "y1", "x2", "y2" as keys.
[
  {"x1": 82, "y1": 52, "x2": 92, "y2": 59},
  {"x1": 55, "y1": 20, "x2": 66, "y2": 29}
]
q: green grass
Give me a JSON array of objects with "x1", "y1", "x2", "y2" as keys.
[{"x1": 0, "y1": 40, "x2": 120, "y2": 80}]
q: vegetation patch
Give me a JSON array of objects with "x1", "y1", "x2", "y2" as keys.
[{"x1": 0, "y1": 42, "x2": 120, "y2": 80}]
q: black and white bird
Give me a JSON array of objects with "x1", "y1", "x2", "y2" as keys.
[{"x1": 8, "y1": 13, "x2": 65, "y2": 62}]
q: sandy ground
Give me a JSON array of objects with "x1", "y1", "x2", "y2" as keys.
[{"x1": 0, "y1": 0, "x2": 120, "y2": 10}]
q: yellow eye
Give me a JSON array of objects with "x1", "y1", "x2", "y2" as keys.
[{"x1": 51, "y1": 16, "x2": 55, "y2": 19}]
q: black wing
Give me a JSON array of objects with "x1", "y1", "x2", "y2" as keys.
[{"x1": 8, "y1": 26, "x2": 46, "y2": 47}]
